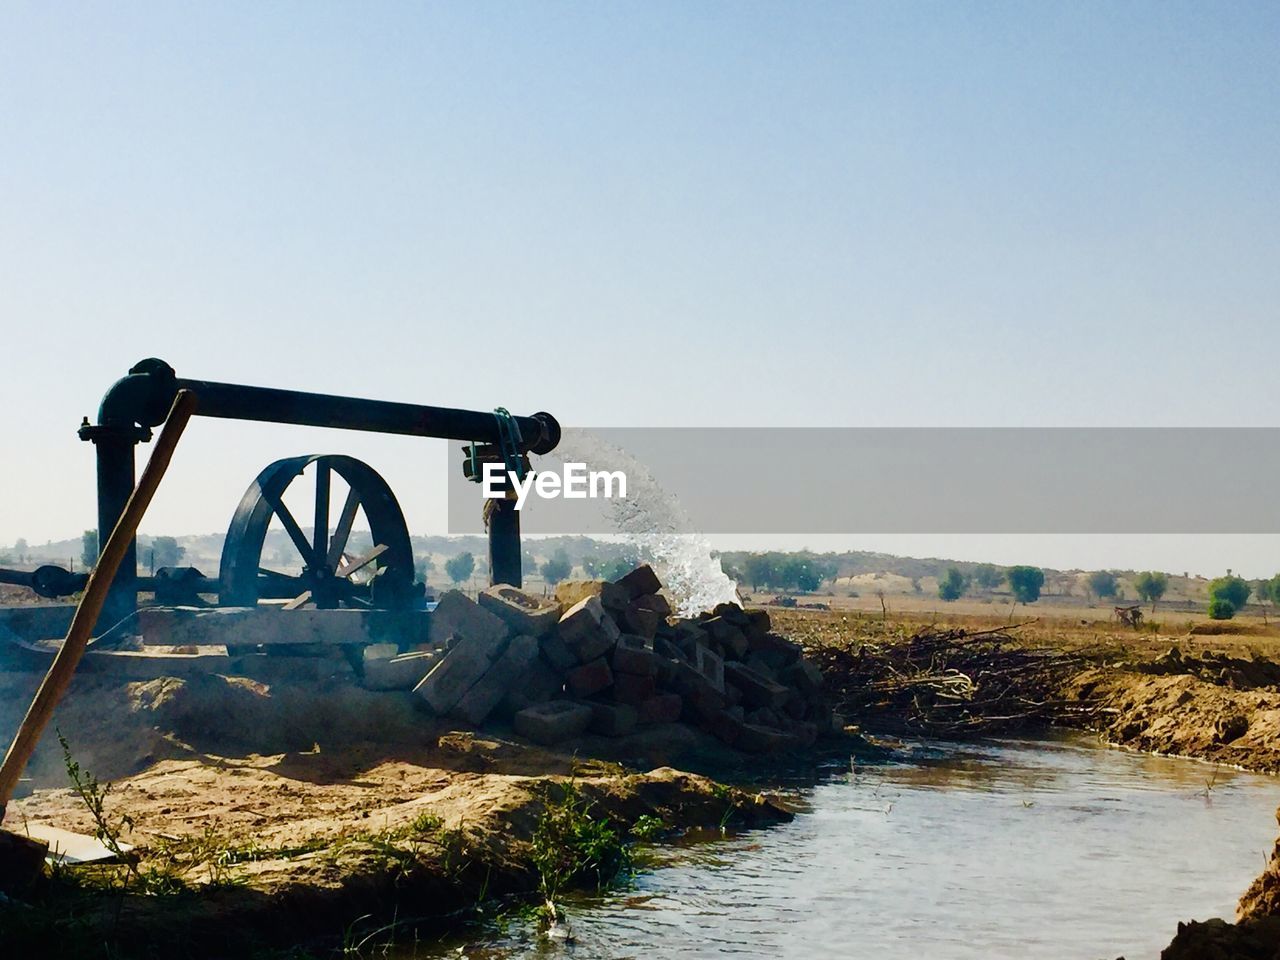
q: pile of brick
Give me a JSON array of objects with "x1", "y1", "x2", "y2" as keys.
[{"x1": 363, "y1": 564, "x2": 836, "y2": 754}]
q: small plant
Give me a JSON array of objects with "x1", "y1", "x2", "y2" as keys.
[
  {"x1": 58, "y1": 730, "x2": 139, "y2": 887},
  {"x1": 408, "y1": 810, "x2": 443, "y2": 835},
  {"x1": 629, "y1": 815, "x2": 666, "y2": 842},
  {"x1": 530, "y1": 779, "x2": 629, "y2": 923}
]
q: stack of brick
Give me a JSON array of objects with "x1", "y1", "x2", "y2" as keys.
[
  {"x1": 365, "y1": 564, "x2": 837, "y2": 755},
  {"x1": 526, "y1": 563, "x2": 836, "y2": 753}
]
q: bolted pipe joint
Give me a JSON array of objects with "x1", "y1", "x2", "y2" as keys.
[{"x1": 95, "y1": 358, "x2": 178, "y2": 429}]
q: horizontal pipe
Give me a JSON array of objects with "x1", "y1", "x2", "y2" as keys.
[
  {"x1": 94, "y1": 361, "x2": 560, "y2": 454},
  {"x1": 174, "y1": 378, "x2": 557, "y2": 451}
]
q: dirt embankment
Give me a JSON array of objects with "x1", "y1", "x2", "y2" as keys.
[{"x1": 0, "y1": 667, "x2": 806, "y2": 958}]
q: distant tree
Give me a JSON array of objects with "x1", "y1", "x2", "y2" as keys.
[
  {"x1": 1207, "y1": 597, "x2": 1235, "y2": 620},
  {"x1": 81, "y1": 530, "x2": 99, "y2": 570},
  {"x1": 743, "y1": 554, "x2": 774, "y2": 591},
  {"x1": 1087, "y1": 570, "x2": 1119, "y2": 601},
  {"x1": 1133, "y1": 571, "x2": 1168, "y2": 611},
  {"x1": 1268, "y1": 574, "x2": 1280, "y2": 607},
  {"x1": 1006, "y1": 566, "x2": 1045, "y2": 606},
  {"x1": 13, "y1": 538, "x2": 28, "y2": 562},
  {"x1": 540, "y1": 549, "x2": 572, "y2": 585},
  {"x1": 445, "y1": 551, "x2": 475, "y2": 585},
  {"x1": 938, "y1": 567, "x2": 967, "y2": 602},
  {"x1": 414, "y1": 555, "x2": 434, "y2": 584},
  {"x1": 971, "y1": 563, "x2": 1002, "y2": 591},
  {"x1": 1208, "y1": 575, "x2": 1250, "y2": 610},
  {"x1": 604, "y1": 556, "x2": 637, "y2": 581},
  {"x1": 718, "y1": 556, "x2": 742, "y2": 582},
  {"x1": 581, "y1": 552, "x2": 605, "y2": 578},
  {"x1": 151, "y1": 536, "x2": 185, "y2": 569},
  {"x1": 796, "y1": 564, "x2": 823, "y2": 593}
]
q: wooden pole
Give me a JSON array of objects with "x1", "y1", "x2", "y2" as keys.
[{"x1": 0, "y1": 390, "x2": 198, "y2": 817}]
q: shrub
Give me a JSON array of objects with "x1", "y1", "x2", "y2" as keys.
[
  {"x1": 937, "y1": 567, "x2": 967, "y2": 602},
  {"x1": 1208, "y1": 598, "x2": 1236, "y2": 620}
]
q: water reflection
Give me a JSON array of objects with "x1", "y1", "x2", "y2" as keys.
[{"x1": 421, "y1": 735, "x2": 1280, "y2": 960}]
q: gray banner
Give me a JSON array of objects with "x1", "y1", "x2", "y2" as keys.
[{"x1": 446, "y1": 428, "x2": 1279, "y2": 535}]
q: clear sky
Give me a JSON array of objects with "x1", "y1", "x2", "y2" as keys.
[{"x1": 2, "y1": 2, "x2": 1278, "y2": 574}]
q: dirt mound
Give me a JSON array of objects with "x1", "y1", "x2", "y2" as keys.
[
  {"x1": 1061, "y1": 668, "x2": 1280, "y2": 772},
  {"x1": 1162, "y1": 917, "x2": 1280, "y2": 959},
  {"x1": 0, "y1": 670, "x2": 429, "y2": 788}
]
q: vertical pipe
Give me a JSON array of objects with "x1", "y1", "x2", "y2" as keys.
[
  {"x1": 93, "y1": 435, "x2": 138, "y2": 630},
  {"x1": 488, "y1": 498, "x2": 522, "y2": 588}
]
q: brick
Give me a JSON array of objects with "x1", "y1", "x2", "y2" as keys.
[
  {"x1": 612, "y1": 635, "x2": 658, "y2": 677},
  {"x1": 557, "y1": 596, "x2": 620, "y2": 663},
  {"x1": 586, "y1": 701, "x2": 637, "y2": 737},
  {"x1": 538, "y1": 632, "x2": 578, "y2": 673},
  {"x1": 781, "y1": 719, "x2": 820, "y2": 746},
  {"x1": 413, "y1": 633, "x2": 510, "y2": 715},
  {"x1": 621, "y1": 602, "x2": 662, "y2": 640},
  {"x1": 499, "y1": 655, "x2": 566, "y2": 716},
  {"x1": 747, "y1": 631, "x2": 802, "y2": 662},
  {"x1": 781, "y1": 658, "x2": 824, "y2": 697},
  {"x1": 513, "y1": 700, "x2": 593, "y2": 745},
  {"x1": 612, "y1": 672, "x2": 657, "y2": 705},
  {"x1": 666, "y1": 658, "x2": 719, "y2": 699},
  {"x1": 566, "y1": 657, "x2": 613, "y2": 697},
  {"x1": 479, "y1": 584, "x2": 562, "y2": 637},
  {"x1": 783, "y1": 689, "x2": 808, "y2": 720},
  {"x1": 744, "y1": 608, "x2": 772, "y2": 639},
  {"x1": 554, "y1": 580, "x2": 606, "y2": 607},
  {"x1": 654, "y1": 636, "x2": 689, "y2": 663},
  {"x1": 362, "y1": 650, "x2": 439, "y2": 691},
  {"x1": 671, "y1": 622, "x2": 706, "y2": 658},
  {"x1": 599, "y1": 581, "x2": 632, "y2": 613},
  {"x1": 750, "y1": 646, "x2": 795, "y2": 673},
  {"x1": 451, "y1": 635, "x2": 540, "y2": 725},
  {"x1": 636, "y1": 693, "x2": 682, "y2": 725},
  {"x1": 744, "y1": 652, "x2": 779, "y2": 681},
  {"x1": 736, "y1": 723, "x2": 797, "y2": 754},
  {"x1": 705, "y1": 709, "x2": 744, "y2": 746},
  {"x1": 632, "y1": 593, "x2": 672, "y2": 617},
  {"x1": 724, "y1": 661, "x2": 790, "y2": 710},
  {"x1": 746, "y1": 707, "x2": 781, "y2": 727},
  {"x1": 684, "y1": 681, "x2": 727, "y2": 722},
  {"x1": 428, "y1": 590, "x2": 509, "y2": 648},
  {"x1": 614, "y1": 563, "x2": 662, "y2": 600},
  {"x1": 694, "y1": 644, "x2": 725, "y2": 692},
  {"x1": 708, "y1": 602, "x2": 750, "y2": 627},
  {"x1": 702, "y1": 617, "x2": 749, "y2": 659}
]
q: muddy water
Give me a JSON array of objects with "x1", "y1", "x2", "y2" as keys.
[{"x1": 438, "y1": 735, "x2": 1280, "y2": 960}]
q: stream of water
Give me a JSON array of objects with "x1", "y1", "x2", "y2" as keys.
[{"x1": 423, "y1": 734, "x2": 1279, "y2": 960}]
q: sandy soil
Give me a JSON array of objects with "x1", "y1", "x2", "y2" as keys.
[{"x1": 0, "y1": 665, "x2": 799, "y2": 958}]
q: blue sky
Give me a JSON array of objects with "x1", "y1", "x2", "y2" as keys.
[{"x1": 2, "y1": 2, "x2": 1278, "y2": 573}]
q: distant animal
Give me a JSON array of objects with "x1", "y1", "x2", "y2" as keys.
[{"x1": 1114, "y1": 605, "x2": 1143, "y2": 628}]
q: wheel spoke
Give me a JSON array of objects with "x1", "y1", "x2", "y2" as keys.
[
  {"x1": 336, "y1": 544, "x2": 388, "y2": 579},
  {"x1": 313, "y1": 460, "x2": 331, "y2": 563},
  {"x1": 263, "y1": 490, "x2": 316, "y2": 567},
  {"x1": 326, "y1": 487, "x2": 361, "y2": 571}
]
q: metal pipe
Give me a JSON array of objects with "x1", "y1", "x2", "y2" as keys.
[{"x1": 174, "y1": 378, "x2": 560, "y2": 453}]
